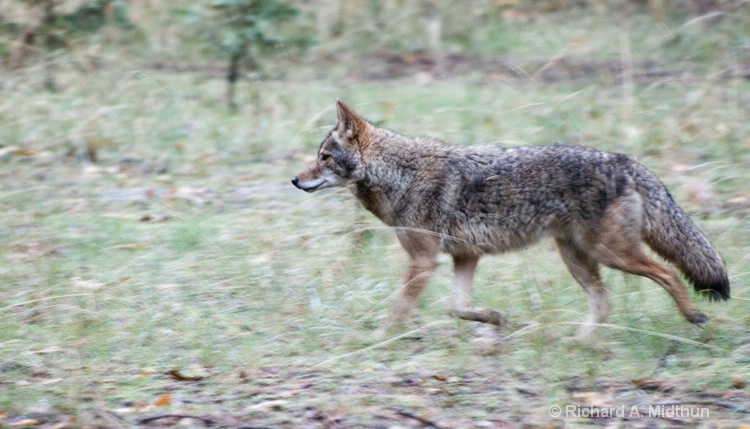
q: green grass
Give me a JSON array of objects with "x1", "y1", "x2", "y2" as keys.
[{"x1": 1, "y1": 8, "x2": 750, "y2": 428}]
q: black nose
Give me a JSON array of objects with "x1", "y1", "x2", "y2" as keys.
[{"x1": 291, "y1": 177, "x2": 300, "y2": 188}]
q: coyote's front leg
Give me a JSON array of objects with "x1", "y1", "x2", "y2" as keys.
[
  {"x1": 388, "y1": 254, "x2": 438, "y2": 326},
  {"x1": 447, "y1": 255, "x2": 507, "y2": 327},
  {"x1": 374, "y1": 230, "x2": 439, "y2": 339}
]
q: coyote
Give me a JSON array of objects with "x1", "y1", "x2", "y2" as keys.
[{"x1": 292, "y1": 100, "x2": 729, "y2": 340}]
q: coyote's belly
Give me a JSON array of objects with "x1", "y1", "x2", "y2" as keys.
[{"x1": 437, "y1": 200, "x2": 562, "y2": 256}]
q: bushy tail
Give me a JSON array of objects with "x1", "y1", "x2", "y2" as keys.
[{"x1": 640, "y1": 178, "x2": 730, "y2": 301}]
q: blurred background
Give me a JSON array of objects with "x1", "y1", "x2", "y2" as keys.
[
  {"x1": 1, "y1": 0, "x2": 749, "y2": 158},
  {"x1": 1, "y1": 1, "x2": 749, "y2": 427}
]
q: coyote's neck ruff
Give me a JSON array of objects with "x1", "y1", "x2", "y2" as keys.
[{"x1": 292, "y1": 100, "x2": 729, "y2": 340}]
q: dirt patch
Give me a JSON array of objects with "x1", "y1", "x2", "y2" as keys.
[{"x1": 5, "y1": 361, "x2": 747, "y2": 428}]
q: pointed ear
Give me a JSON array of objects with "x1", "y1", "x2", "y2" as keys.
[{"x1": 335, "y1": 99, "x2": 369, "y2": 141}]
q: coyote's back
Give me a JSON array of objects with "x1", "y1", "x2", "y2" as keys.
[
  {"x1": 381, "y1": 140, "x2": 729, "y2": 301},
  {"x1": 293, "y1": 100, "x2": 729, "y2": 339}
]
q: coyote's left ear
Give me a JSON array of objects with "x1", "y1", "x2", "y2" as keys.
[{"x1": 335, "y1": 99, "x2": 369, "y2": 143}]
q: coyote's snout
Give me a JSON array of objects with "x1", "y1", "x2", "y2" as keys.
[
  {"x1": 293, "y1": 100, "x2": 730, "y2": 340},
  {"x1": 292, "y1": 160, "x2": 345, "y2": 192}
]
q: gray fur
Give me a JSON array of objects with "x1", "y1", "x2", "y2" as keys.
[{"x1": 293, "y1": 100, "x2": 729, "y2": 339}]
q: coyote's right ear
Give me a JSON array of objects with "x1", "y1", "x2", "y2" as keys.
[{"x1": 335, "y1": 99, "x2": 369, "y2": 143}]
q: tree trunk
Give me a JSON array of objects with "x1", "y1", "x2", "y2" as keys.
[
  {"x1": 226, "y1": 53, "x2": 241, "y2": 110},
  {"x1": 42, "y1": 0, "x2": 56, "y2": 92}
]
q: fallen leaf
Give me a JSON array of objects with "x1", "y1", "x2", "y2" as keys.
[
  {"x1": 110, "y1": 243, "x2": 150, "y2": 250},
  {"x1": 28, "y1": 369, "x2": 53, "y2": 378},
  {"x1": 14, "y1": 149, "x2": 38, "y2": 156},
  {"x1": 632, "y1": 378, "x2": 675, "y2": 392},
  {"x1": 154, "y1": 394, "x2": 171, "y2": 407},
  {"x1": 139, "y1": 214, "x2": 172, "y2": 223},
  {"x1": 39, "y1": 415, "x2": 77, "y2": 428},
  {"x1": 237, "y1": 369, "x2": 249, "y2": 380},
  {"x1": 166, "y1": 369, "x2": 204, "y2": 382},
  {"x1": 7, "y1": 418, "x2": 41, "y2": 427}
]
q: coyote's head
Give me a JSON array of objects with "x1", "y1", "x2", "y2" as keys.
[{"x1": 292, "y1": 100, "x2": 370, "y2": 192}]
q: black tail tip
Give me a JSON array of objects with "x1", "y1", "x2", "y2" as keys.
[{"x1": 695, "y1": 280, "x2": 730, "y2": 301}]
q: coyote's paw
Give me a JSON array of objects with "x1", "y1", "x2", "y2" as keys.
[
  {"x1": 686, "y1": 310, "x2": 709, "y2": 325},
  {"x1": 481, "y1": 309, "x2": 508, "y2": 327},
  {"x1": 448, "y1": 308, "x2": 508, "y2": 327}
]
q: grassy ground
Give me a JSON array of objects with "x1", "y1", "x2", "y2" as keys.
[{"x1": 1, "y1": 8, "x2": 750, "y2": 429}]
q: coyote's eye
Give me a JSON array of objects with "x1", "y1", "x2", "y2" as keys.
[{"x1": 320, "y1": 153, "x2": 331, "y2": 161}]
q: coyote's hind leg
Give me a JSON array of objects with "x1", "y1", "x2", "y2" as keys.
[
  {"x1": 555, "y1": 237, "x2": 611, "y2": 341},
  {"x1": 594, "y1": 192, "x2": 707, "y2": 325}
]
